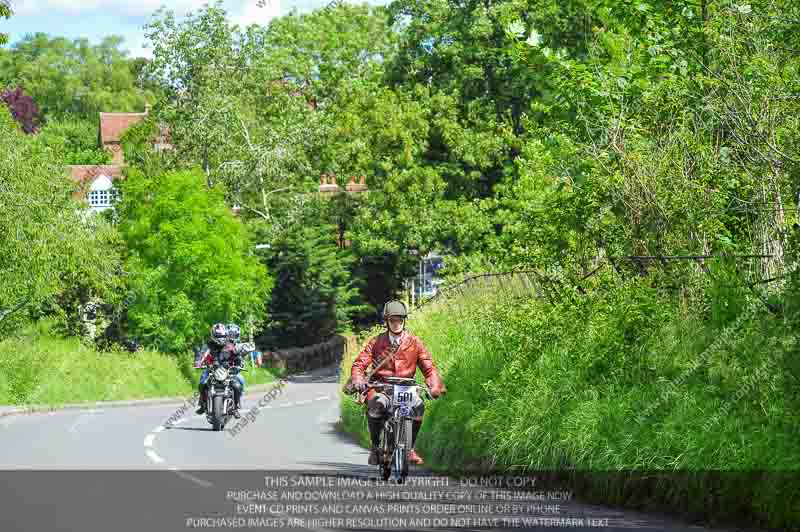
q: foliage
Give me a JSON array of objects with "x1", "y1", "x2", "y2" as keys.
[
  {"x1": 0, "y1": 34, "x2": 152, "y2": 121},
  {"x1": 0, "y1": 320, "x2": 193, "y2": 406},
  {"x1": 260, "y1": 3, "x2": 396, "y2": 100},
  {"x1": 261, "y1": 200, "x2": 365, "y2": 348},
  {"x1": 0, "y1": 107, "x2": 123, "y2": 336},
  {"x1": 341, "y1": 275, "x2": 800, "y2": 529},
  {"x1": 1, "y1": 87, "x2": 39, "y2": 133},
  {"x1": 37, "y1": 118, "x2": 111, "y2": 165},
  {"x1": 115, "y1": 168, "x2": 272, "y2": 353},
  {"x1": 0, "y1": 0, "x2": 10, "y2": 47},
  {"x1": 119, "y1": 116, "x2": 177, "y2": 177}
]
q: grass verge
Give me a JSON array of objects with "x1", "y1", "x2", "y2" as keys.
[{"x1": 0, "y1": 320, "x2": 279, "y2": 406}]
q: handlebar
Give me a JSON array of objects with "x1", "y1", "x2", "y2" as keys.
[
  {"x1": 198, "y1": 362, "x2": 245, "y2": 371},
  {"x1": 364, "y1": 381, "x2": 434, "y2": 400}
]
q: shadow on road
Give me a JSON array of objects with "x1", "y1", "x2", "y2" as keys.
[
  {"x1": 285, "y1": 373, "x2": 339, "y2": 384},
  {"x1": 283, "y1": 364, "x2": 341, "y2": 384},
  {"x1": 321, "y1": 421, "x2": 364, "y2": 446}
]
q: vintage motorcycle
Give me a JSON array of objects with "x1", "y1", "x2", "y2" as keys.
[{"x1": 367, "y1": 376, "x2": 432, "y2": 483}]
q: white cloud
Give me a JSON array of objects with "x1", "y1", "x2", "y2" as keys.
[{"x1": 125, "y1": 33, "x2": 153, "y2": 59}]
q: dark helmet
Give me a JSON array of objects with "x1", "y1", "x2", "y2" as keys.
[
  {"x1": 210, "y1": 323, "x2": 228, "y2": 346},
  {"x1": 382, "y1": 300, "x2": 407, "y2": 318},
  {"x1": 226, "y1": 323, "x2": 241, "y2": 342}
]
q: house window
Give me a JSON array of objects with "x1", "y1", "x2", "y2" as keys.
[
  {"x1": 87, "y1": 188, "x2": 119, "y2": 210},
  {"x1": 88, "y1": 189, "x2": 111, "y2": 208}
]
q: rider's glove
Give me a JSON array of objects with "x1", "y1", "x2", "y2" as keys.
[
  {"x1": 430, "y1": 384, "x2": 447, "y2": 399},
  {"x1": 355, "y1": 382, "x2": 368, "y2": 393}
]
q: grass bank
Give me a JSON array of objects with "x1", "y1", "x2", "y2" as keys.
[
  {"x1": 0, "y1": 320, "x2": 279, "y2": 406},
  {"x1": 340, "y1": 273, "x2": 800, "y2": 530}
]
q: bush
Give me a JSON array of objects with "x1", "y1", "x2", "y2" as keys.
[{"x1": 116, "y1": 168, "x2": 272, "y2": 353}]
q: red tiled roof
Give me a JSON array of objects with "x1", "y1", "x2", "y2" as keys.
[
  {"x1": 99, "y1": 112, "x2": 147, "y2": 144},
  {"x1": 68, "y1": 165, "x2": 124, "y2": 185}
]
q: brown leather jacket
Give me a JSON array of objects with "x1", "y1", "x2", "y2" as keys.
[{"x1": 351, "y1": 331, "x2": 445, "y2": 401}]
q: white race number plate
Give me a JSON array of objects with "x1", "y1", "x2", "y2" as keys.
[{"x1": 393, "y1": 385, "x2": 417, "y2": 416}]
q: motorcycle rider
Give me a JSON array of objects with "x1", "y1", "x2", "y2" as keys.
[
  {"x1": 195, "y1": 323, "x2": 245, "y2": 418},
  {"x1": 350, "y1": 300, "x2": 446, "y2": 466},
  {"x1": 226, "y1": 322, "x2": 249, "y2": 407}
]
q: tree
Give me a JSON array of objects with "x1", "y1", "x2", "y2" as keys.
[
  {"x1": 258, "y1": 3, "x2": 396, "y2": 102},
  {"x1": 0, "y1": 34, "x2": 152, "y2": 121},
  {"x1": 37, "y1": 118, "x2": 111, "y2": 165},
  {"x1": 263, "y1": 219, "x2": 363, "y2": 348},
  {"x1": 1, "y1": 87, "x2": 39, "y2": 133},
  {"x1": 0, "y1": 0, "x2": 10, "y2": 47},
  {"x1": 116, "y1": 168, "x2": 272, "y2": 353},
  {"x1": 0, "y1": 106, "x2": 122, "y2": 335}
]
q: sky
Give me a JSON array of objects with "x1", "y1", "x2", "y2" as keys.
[{"x1": 2, "y1": 0, "x2": 387, "y2": 58}]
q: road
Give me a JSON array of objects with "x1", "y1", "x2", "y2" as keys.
[{"x1": 0, "y1": 365, "x2": 741, "y2": 532}]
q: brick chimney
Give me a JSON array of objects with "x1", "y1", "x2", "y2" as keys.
[
  {"x1": 346, "y1": 175, "x2": 367, "y2": 193},
  {"x1": 319, "y1": 173, "x2": 340, "y2": 195}
]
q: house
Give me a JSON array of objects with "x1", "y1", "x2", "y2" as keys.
[
  {"x1": 68, "y1": 105, "x2": 170, "y2": 213},
  {"x1": 99, "y1": 111, "x2": 147, "y2": 165},
  {"x1": 69, "y1": 165, "x2": 123, "y2": 212}
]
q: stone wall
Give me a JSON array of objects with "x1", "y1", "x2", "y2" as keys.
[{"x1": 260, "y1": 334, "x2": 361, "y2": 373}]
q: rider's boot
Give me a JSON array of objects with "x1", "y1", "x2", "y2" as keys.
[
  {"x1": 407, "y1": 419, "x2": 424, "y2": 465},
  {"x1": 231, "y1": 392, "x2": 243, "y2": 418},
  {"x1": 195, "y1": 388, "x2": 207, "y2": 415},
  {"x1": 367, "y1": 416, "x2": 383, "y2": 465}
]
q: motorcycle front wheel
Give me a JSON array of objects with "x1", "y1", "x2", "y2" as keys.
[
  {"x1": 393, "y1": 419, "x2": 411, "y2": 484},
  {"x1": 380, "y1": 422, "x2": 392, "y2": 481},
  {"x1": 212, "y1": 395, "x2": 224, "y2": 431}
]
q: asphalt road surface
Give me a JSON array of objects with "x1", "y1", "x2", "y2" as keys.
[{"x1": 0, "y1": 365, "x2": 746, "y2": 532}]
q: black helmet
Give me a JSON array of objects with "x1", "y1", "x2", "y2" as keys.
[
  {"x1": 382, "y1": 300, "x2": 407, "y2": 318},
  {"x1": 210, "y1": 323, "x2": 228, "y2": 346}
]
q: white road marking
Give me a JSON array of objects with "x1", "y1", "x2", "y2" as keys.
[
  {"x1": 141, "y1": 375, "x2": 325, "y2": 496},
  {"x1": 68, "y1": 410, "x2": 100, "y2": 433},
  {"x1": 168, "y1": 466, "x2": 214, "y2": 488},
  {"x1": 146, "y1": 449, "x2": 164, "y2": 464}
]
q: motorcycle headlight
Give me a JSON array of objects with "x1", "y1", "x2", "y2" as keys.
[{"x1": 214, "y1": 367, "x2": 229, "y2": 381}]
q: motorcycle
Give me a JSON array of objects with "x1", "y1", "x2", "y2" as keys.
[
  {"x1": 367, "y1": 376, "x2": 432, "y2": 484},
  {"x1": 201, "y1": 360, "x2": 242, "y2": 431},
  {"x1": 199, "y1": 342, "x2": 253, "y2": 431}
]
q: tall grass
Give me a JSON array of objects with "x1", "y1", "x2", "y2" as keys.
[{"x1": 340, "y1": 272, "x2": 800, "y2": 530}]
